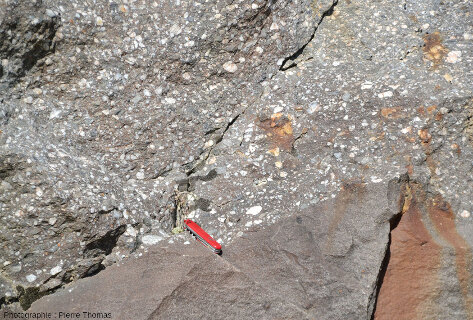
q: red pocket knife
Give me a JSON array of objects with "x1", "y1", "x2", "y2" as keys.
[{"x1": 184, "y1": 219, "x2": 222, "y2": 254}]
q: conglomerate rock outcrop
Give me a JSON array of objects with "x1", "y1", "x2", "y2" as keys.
[{"x1": 1, "y1": 0, "x2": 472, "y2": 318}]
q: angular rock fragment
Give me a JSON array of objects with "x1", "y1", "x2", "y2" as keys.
[{"x1": 30, "y1": 180, "x2": 402, "y2": 319}]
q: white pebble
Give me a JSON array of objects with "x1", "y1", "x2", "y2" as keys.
[
  {"x1": 49, "y1": 109, "x2": 61, "y2": 119},
  {"x1": 401, "y1": 127, "x2": 411, "y2": 134},
  {"x1": 26, "y1": 274, "x2": 37, "y2": 282},
  {"x1": 45, "y1": 9, "x2": 56, "y2": 17},
  {"x1": 35, "y1": 187, "x2": 43, "y2": 197},
  {"x1": 273, "y1": 106, "x2": 283, "y2": 113},
  {"x1": 378, "y1": 91, "x2": 393, "y2": 99},
  {"x1": 204, "y1": 140, "x2": 214, "y2": 148},
  {"x1": 461, "y1": 210, "x2": 470, "y2": 218},
  {"x1": 169, "y1": 24, "x2": 182, "y2": 36},
  {"x1": 371, "y1": 176, "x2": 383, "y2": 183},
  {"x1": 126, "y1": 226, "x2": 137, "y2": 237},
  {"x1": 136, "y1": 171, "x2": 145, "y2": 180},
  {"x1": 446, "y1": 51, "x2": 461, "y2": 63},
  {"x1": 142, "y1": 235, "x2": 163, "y2": 245},
  {"x1": 50, "y1": 265, "x2": 62, "y2": 276},
  {"x1": 307, "y1": 101, "x2": 320, "y2": 114},
  {"x1": 223, "y1": 61, "x2": 238, "y2": 73},
  {"x1": 246, "y1": 206, "x2": 262, "y2": 216},
  {"x1": 165, "y1": 97, "x2": 176, "y2": 104},
  {"x1": 184, "y1": 40, "x2": 195, "y2": 47}
]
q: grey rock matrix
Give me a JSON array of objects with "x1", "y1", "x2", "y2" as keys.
[{"x1": 1, "y1": 0, "x2": 472, "y2": 318}]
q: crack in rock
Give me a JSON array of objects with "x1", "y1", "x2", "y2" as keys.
[
  {"x1": 279, "y1": 0, "x2": 339, "y2": 71},
  {"x1": 186, "y1": 113, "x2": 241, "y2": 176},
  {"x1": 83, "y1": 225, "x2": 127, "y2": 258}
]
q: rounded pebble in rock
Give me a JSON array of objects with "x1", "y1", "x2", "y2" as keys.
[
  {"x1": 136, "y1": 171, "x2": 145, "y2": 180},
  {"x1": 307, "y1": 101, "x2": 320, "y2": 114},
  {"x1": 446, "y1": 51, "x2": 461, "y2": 63},
  {"x1": 126, "y1": 226, "x2": 137, "y2": 237},
  {"x1": 11, "y1": 265, "x2": 21, "y2": 273},
  {"x1": 246, "y1": 206, "x2": 262, "y2": 215},
  {"x1": 461, "y1": 210, "x2": 471, "y2": 218},
  {"x1": 273, "y1": 106, "x2": 284, "y2": 113},
  {"x1": 223, "y1": 61, "x2": 238, "y2": 73},
  {"x1": 165, "y1": 97, "x2": 176, "y2": 104},
  {"x1": 142, "y1": 235, "x2": 163, "y2": 245},
  {"x1": 26, "y1": 274, "x2": 37, "y2": 282},
  {"x1": 45, "y1": 9, "x2": 56, "y2": 17},
  {"x1": 35, "y1": 187, "x2": 43, "y2": 197},
  {"x1": 378, "y1": 91, "x2": 393, "y2": 99},
  {"x1": 113, "y1": 210, "x2": 122, "y2": 219},
  {"x1": 49, "y1": 109, "x2": 61, "y2": 119},
  {"x1": 50, "y1": 265, "x2": 62, "y2": 275},
  {"x1": 131, "y1": 95, "x2": 142, "y2": 104}
]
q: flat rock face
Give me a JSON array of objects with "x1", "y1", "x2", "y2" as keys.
[
  {"x1": 29, "y1": 180, "x2": 400, "y2": 319},
  {"x1": 374, "y1": 182, "x2": 473, "y2": 320}
]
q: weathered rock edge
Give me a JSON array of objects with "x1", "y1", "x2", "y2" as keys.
[{"x1": 26, "y1": 178, "x2": 404, "y2": 319}]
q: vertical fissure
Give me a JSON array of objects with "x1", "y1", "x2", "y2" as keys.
[
  {"x1": 370, "y1": 178, "x2": 411, "y2": 319},
  {"x1": 279, "y1": 0, "x2": 339, "y2": 71}
]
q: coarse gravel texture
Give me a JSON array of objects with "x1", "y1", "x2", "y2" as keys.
[
  {"x1": 1, "y1": 0, "x2": 336, "y2": 307},
  {"x1": 1, "y1": 0, "x2": 473, "y2": 318}
]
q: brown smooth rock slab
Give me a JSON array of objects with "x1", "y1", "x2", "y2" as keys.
[
  {"x1": 374, "y1": 183, "x2": 473, "y2": 320},
  {"x1": 29, "y1": 181, "x2": 400, "y2": 320}
]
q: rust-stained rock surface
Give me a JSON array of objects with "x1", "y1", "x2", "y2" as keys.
[
  {"x1": 374, "y1": 182, "x2": 473, "y2": 320},
  {"x1": 257, "y1": 113, "x2": 295, "y2": 151},
  {"x1": 423, "y1": 32, "x2": 449, "y2": 68}
]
